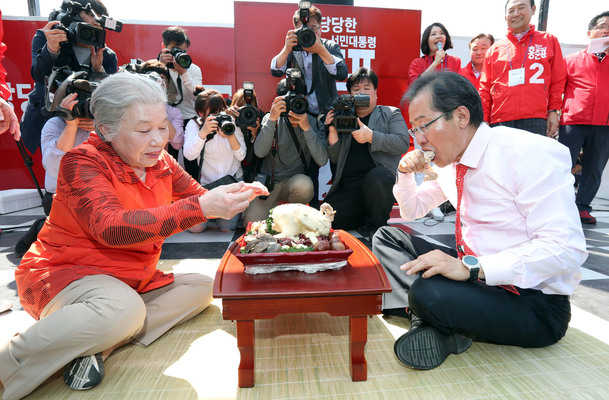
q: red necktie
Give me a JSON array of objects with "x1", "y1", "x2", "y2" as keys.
[{"x1": 455, "y1": 164, "x2": 519, "y2": 295}]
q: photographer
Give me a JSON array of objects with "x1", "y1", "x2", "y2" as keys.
[
  {"x1": 139, "y1": 59, "x2": 184, "y2": 156},
  {"x1": 228, "y1": 85, "x2": 265, "y2": 183},
  {"x1": 20, "y1": 0, "x2": 118, "y2": 154},
  {"x1": 183, "y1": 89, "x2": 246, "y2": 232},
  {"x1": 323, "y1": 68, "x2": 409, "y2": 237},
  {"x1": 271, "y1": 2, "x2": 347, "y2": 208},
  {"x1": 158, "y1": 26, "x2": 203, "y2": 179},
  {"x1": 243, "y1": 77, "x2": 328, "y2": 225}
]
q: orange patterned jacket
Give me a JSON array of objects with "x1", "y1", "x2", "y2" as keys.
[{"x1": 16, "y1": 134, "x2": 207, "y2": 319}]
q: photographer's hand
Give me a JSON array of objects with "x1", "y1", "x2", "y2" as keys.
[
  {"x1": 290, "y1": 111, "x2": 310, "y2": 131},
  {"x1": 226, "y1": 105, "x2": 240, "y2": 119},
  {"x1": 269, "y1": 96, "x2": 286, "y2": 122},
  {"x1": 0, "y1": 98, "x2": 20, "y2": 140},
  {"x1": 198, "y1": 115, "x2": 218, "y2": 140},
  {"x1": 248, "y1": 119, "x2": 261, "y2": 140},
  {"x1": 43, "y1": 21, "x2": 66, "y2": 54},
  {"x1": 158, "y1": 48, "x2": 173, "y2": 66},
  {"x1": 90, "y1": 47, "x2": 105, "y2": 72},
  {"x1": 304, "y1": 35, "x2": 334, "y2": 65},
  {"x1": 325, "y1": 110, "x2": 338, "y2": 146},
  {"x1": 56, "y1": 93, "x2": 84, "y2": 152},
  {"x1": 352, "y1": 118, "x2": 373, "y2": 144}
]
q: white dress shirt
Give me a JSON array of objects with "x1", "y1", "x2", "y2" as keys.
[
  {"x1": 168, "y1": 62, "x2": 203, "y2": 119},
  {"x1": 183, "y1": 117, "x2": 246, "y2": 186},
  {"x1": 393, "y1": 123, "x2": 587, "y2": 295}
]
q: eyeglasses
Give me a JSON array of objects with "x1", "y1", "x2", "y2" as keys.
[
  {"x1": 408, "y1": 111, "x2": 450, "y2": 140},
  {"x1": 592, "y1": 24, "x2": 609, "y2": 32}
]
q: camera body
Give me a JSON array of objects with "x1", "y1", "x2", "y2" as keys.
[
  {"x1": 48, "y1": 0, "x2": 122, "y2": 48},
  {"x1": 213, "y1": 112, "x2": 236, "y2": 136},
  {"x1": 292, "y1": 1, "x2": 316, "y2": 51},
  {"x1": 330, "y1": 94, "x2": 370, "y2": 133},
  {"x1": 165, "y1": 47, "x2": 192, "y2": 69},
  {"x1": 236, "y1": 81, "x2": 260, "y2": 127},
  {"x1": 254, "y1": 173, "x2": 273, "y2": 199},
  {"x1": 45, "y1": 69, "x2": 107, "y2": 121},
  {"x1": 284, "y1": 68, "x2": 308, "y2": 115}
]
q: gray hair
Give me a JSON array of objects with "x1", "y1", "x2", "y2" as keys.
[{"x1": 91, "y1": 73, "x2": 167, "y2": 141}]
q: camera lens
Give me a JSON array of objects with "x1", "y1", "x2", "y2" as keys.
[
  {"x1": 240, "y1": 106, "x2": 258, "y2": 125},
  {"x1": 297, "y1": 27, "x2": 316, "y2": 48},
  {"x1": 175, "y1": 53, "x2": 192, "y2": 69},
  {"x1": 290, "y1": 97, "x2": 308, "y2": 115},
  {"x1": 220, "y1": 120, "x2": 236, "y2": 135}
]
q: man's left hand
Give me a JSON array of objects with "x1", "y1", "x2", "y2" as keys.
[
  {"x1": 401, "y1": 250, "x2": 469, "y2": 281},
  {"x1": 289, "y1": 111, "x2": 311, "y2": 131},
  {"x1": 90, "y1": 47, "x2": 105, "y2": 72},
  {"x1": 546, "y1": 112, "x2": 559, "y2": 138},
  {"x1": 351, "y1": 118, "x2": 372, "y2": 144}
]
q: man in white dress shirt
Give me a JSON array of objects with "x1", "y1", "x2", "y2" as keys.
[{"x1": 372, "y1": 71, "x2": 587, "y2": 370}]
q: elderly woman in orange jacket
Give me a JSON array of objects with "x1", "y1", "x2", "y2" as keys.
[{"x1": 0, "y1": 73, "x2": 265, "y2": 400}]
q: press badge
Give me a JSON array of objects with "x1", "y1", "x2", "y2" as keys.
[{"x1": 508, "y1": 68, "x2": 525, "y2": 86}]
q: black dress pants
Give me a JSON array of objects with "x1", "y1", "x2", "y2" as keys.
[{"x1": 372, "y1": 226, "x2": 571, "y2": 348}]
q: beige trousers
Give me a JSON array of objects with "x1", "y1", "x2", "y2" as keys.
[{"x1": 0, "y1": 273, "x2": 213, "y2": 400}]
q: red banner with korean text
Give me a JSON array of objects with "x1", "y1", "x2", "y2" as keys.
[{"x1": 0, "y1": 4, "x2": 420, "y2": 190}]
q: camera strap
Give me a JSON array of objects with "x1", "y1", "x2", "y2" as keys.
[
  {"x1": 194, "y1": 117, "x2": 213, "y2": 183},
  {"x1": 168, "y1": 74, "x2": 184, "y2": 107},
  {"x1": 282, "y1": 114, "x2": 308, "y2": 167}
]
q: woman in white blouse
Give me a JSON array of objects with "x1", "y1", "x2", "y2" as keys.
[{"x1": 183, "y1": 89, "x2": 246, "y2": 232}]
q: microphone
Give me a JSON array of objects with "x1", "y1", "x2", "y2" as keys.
[{"x1": 436, "y1": 42, "x2": 443, "y2": 51}]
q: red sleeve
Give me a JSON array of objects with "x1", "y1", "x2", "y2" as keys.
[
  {"x1": 57, "y1": 148, "x2": 207, "y2": 248},
  {"x1": 479, "y1": 49, "x2": 494, "y2": 122},
  {"x1": 0, "y1": 12, "x2": 10, "y2": 101},
  {"x1": 548, "y1": 34, "x2": 567, "y2": 112}
]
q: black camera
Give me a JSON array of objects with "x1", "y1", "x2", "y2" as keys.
[
  {"x1": 236, "y1": 81, "x2": 259, "y2": 127},
  {"x1": 45, "y1": 69, "x2": 107, "y2": 120},
  {"x1": 213, "y1": 112, "x2": 236, "y2": 136},
  {"x1": 254, "y1": 173, "x2": 273, "y2": 199},
  {"x1": 48, "y1": 0, "x2": 122, "y2": 48},
  {"x1": 284, "y1": 68, "x2": 308, "y2": 115},
  {"x1": 330, "y1": 94, "x2": 370, "y2": 133},
  {"x1": 165, "y1": 47, "x2": 192, "y2": 69},
  {"x1": 292, "y1": 1, "x2": 316, "y2": 51}
]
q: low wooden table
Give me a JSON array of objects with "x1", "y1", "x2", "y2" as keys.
[{"x1": 213, "y1": 230, "x2": 391, "y2": 388}]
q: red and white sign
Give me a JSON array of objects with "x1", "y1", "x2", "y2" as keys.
[{"x1": 1, "y1": 3, "x2": 420, "y2": 190}]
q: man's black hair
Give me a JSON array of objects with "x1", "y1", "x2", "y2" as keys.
[
  {"x1": 162, "y1": 26, "x2": 191, "y2": 48},
  {"x1": 61, "y1": 0, "x2": 108, "y2": 18},
  {"x1": 346, "y1": 68, "x2": 378, "y2": 92},
  {"x1": 276, "y1": 76, "x2": 307, "y2": 96},
  {"x1": 504, "y1": 0, "x2": 535, "y2": 13},
  {"x1": 420, "y1": 23, "x2": 453, "y2": 56},
  {"x1": 588, "y1": 11, "x2": 609, "y2": 31},
  {"x1": 402, "y1": 71, "x2": 484, "y2": 128}
]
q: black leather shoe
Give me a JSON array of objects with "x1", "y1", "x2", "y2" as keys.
[{"x1": 394, "y1": 323, "x2": 472, "y2": 370}]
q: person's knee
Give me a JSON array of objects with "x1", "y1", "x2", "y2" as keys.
[
  {"x1": 91, "y1": 277, "x2": 147, "y2": 338},
  {"x1": 173, "y1": 273, "x2": 214, "y2": 312},
  {"x1": 287, "y1": 175, "x2": 314, "y2": 204}
]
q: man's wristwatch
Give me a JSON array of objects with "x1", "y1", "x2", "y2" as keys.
[{"x1": 462, "y1": 255, "x2": 480, "y2": 281}]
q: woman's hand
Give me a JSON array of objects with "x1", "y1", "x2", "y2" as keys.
[
  {"x1": 199, "y1": 115, "x2": 218, "y2": 139},
  {"x1": 433, "y1": 48, "x2": 446, "y2": 65},
  {"x1": 198, "y1": 182, "x2": 255, "y2": 219}
]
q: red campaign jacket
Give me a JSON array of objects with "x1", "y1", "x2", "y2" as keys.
[
  {"x1": 479, "y1": 25, "x2": 566, "y2": 124},
  {"x1": 408, "y1": 54, "x2": 461, "y2": 85},
  {"x1": 0, "y1": 11, "x2": 10, "y2": 100},
  {"x1": 16, "y1": 134, "x2": 207, "y2": 319},
  {"x1": 459, "y1": 61, "x2": 481, "y2": 89},
  {"x1": 561, "y1": 50, "x2": 609, "y2": 126}
]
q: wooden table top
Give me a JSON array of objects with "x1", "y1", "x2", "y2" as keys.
[{"x1": 213, "y1": 230, "x2": 392, "y2": 299}]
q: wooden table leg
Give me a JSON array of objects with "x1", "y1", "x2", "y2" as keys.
[
  {"x1": 349, "y1": 316, "x2": 367, "y2": 381},
  {"x1": 236, "y1": 320, "x2": 255, "y2": 388}
]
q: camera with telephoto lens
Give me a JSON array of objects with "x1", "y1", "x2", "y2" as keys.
[
  {"x1": 236, "y1": 81, "x2": 260, "y2": 127},
  {"x1": 292, "y1": 1, "x2": 316, "y2": 51},
  {"x1": 212, "y1": 112, "x2": 236, "y2": 136},
  {"x1": 45, "y1": 68, "x2": 108, "y2": 121},
  {"x1": 48, "y1": 0, "x2": 122, "y2": 49},
  {"x1": 163, "y1": 47, "x2": 192, "y2": 69},
  {"x1": 284, "y1": 68, "x2": 308, "y2": 115},
  {"x1": 330, "y1": 94, "x2": 370, "y2": 133}
]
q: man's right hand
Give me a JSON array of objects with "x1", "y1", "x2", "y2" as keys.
[
  {"x1": 269, "y1": 96, "x2": 287, "y2": 121},
  {"x1": 43, "y1": 21, "x2": 67, "y2": 54},
  {"x1": 398, "y1": 150, "x2": 429, "y2": 174},
  {"x1": 282, "y1": 29, "x2": 299, "y2": 54},
  {"x1": 0, "y1": 98, "x2": 20, "y2": 140}
]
